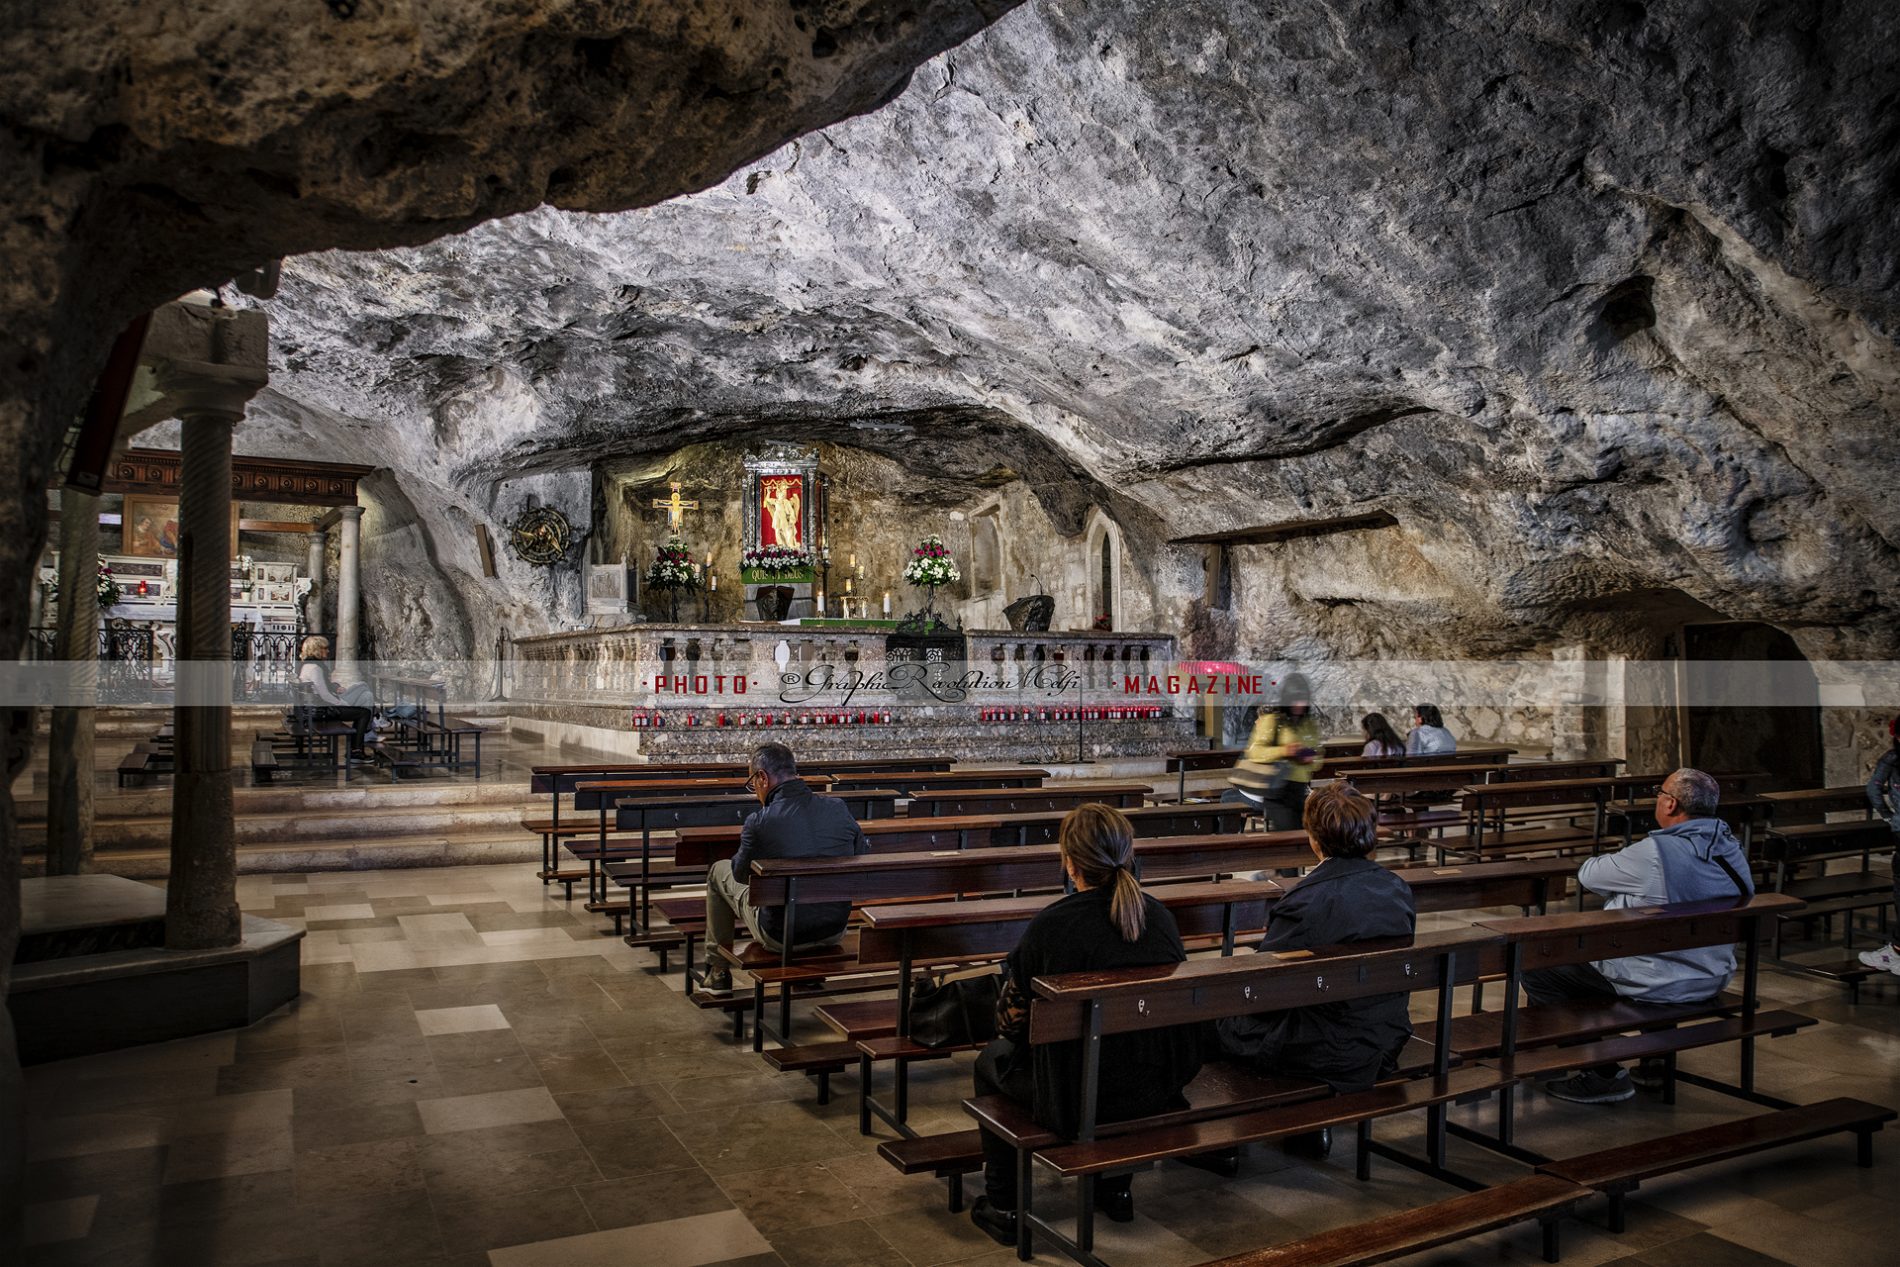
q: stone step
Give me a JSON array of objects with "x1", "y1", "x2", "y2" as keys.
[
  {"x1": 15, "y1": 774, "x2": 540, "y2": 824},
  {"x1": 28, "y1": 831, "x2": 547, "y2": 879},
  {"x1": 23, "y1": 798, "x2": 544, "y2": 852}
]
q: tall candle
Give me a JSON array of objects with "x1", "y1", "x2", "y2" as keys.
[
  {"x1": 882, "y1": 591, "x2": 891, "y2": 615},
  {"x1": 709, "y1": 571, "x2": 717, "y2": 591},
  {"x1": 817, "y1": 589, "x2": 826, "y2": 615}
]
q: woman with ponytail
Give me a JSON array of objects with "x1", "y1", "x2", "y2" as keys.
[{"x1": 968, "y1": 804, "x2": 1204, "y2": 1246}]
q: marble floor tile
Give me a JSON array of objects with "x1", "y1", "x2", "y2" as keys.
[
  {"x1": 415, "y1": 1003, "x2": 511, "y2": 1036},
  {"x1": 416, "y1": 1084, "x2": 564, "y2": 1134},
  {"x1": 575, "y1": 1167, "x2": 737, "y2": 1231},
  {"x1": 486, "y1": 1208, "x2": 772, "y2": 1267},
  {"x1": 303, "y1": 904, "x2": 376, "y2": 922},
  {"x1": 161, "y1": 1127, "x2": 294, "y2": 1185}
]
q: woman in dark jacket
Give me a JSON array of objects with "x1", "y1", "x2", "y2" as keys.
[
  {"x1": 969, "y1": 804, "x2": 1203, "y2": 1245},
  {"x1": 1857, "y1": 716, "x2": 1900, "y2": 976},
  {"x1": 1212, "y1": 780, "x2": 1416, "y2": 1157}
]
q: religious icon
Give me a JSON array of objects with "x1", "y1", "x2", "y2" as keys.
[
  {"x1": 759, "y1": 474, "x2": 804, "y2": 551},
  {"x1": 121, "y1": 495, "x2": 239, "y2": 558},
  {"x1": 508, "y1": 506, "x2": 574, "y2": 565}
]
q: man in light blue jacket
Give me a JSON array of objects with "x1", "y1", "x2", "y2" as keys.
[{"x1": 1521, "y1": 768, "x2": 1754, "y2": 1105}]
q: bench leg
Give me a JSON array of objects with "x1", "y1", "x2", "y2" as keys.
[
  {"x1": 858, "y1": 1053, "x2": 874, "y2": 1136},
  {"x1": 1606, "y1": 1190, "x2": 1626, "y2": 1235},
  {"x1": 814, "y1": 1068, "x2": 831, "y2": 1106},
  {"x1": 1541, "y1": 1215, "x2": 1562, "y2": 1263},
  {"x1": 1016, "y1": 1148, "x2": 1034, "y2": 1262},
  {"x1": 1859, "y1": 1127, "x2": 1875, "y2": 1168},
  {"x1": 947, "y1": 1171, "x2": 964, "y2": 1214},
  {"x1": 1074, "y1": 1177, "x2": 1096, "y2": 1255},
  {"x1": 1356, "y1": 1120, "x2": 1372, "y2": 1181},
  {"x1": 751, "y1": 982, "x2": 766, "y2": 1052},
  {"x1": 731, "y1": 1004, "x2": 745, "y2": 1044}
]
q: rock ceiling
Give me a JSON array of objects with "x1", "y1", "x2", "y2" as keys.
[{"x1": 206, "y1": 2, "x2": 1900, "y2": 655}]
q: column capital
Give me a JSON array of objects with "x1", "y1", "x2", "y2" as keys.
[
  {"x1": 338, "y1": 504, "x2": 364, "y2": 522},
  {"x1": 306, "y1": 526, "x2": 327, "y2": 540}
]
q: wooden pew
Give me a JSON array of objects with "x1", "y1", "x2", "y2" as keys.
[
  {"x1": 731, "y1": 831, "x2": 1318, "y2": 1045},
  {"x1": 840, "y1": 859, "x2": 1572, "y2": 1134},
  {"x1": 992, "y1": 930, "x2": 1509, "y2": 1263},
  {"x1": 1600, "y1": 793, "x2": 1770, "y2": 851},
  {"x1": 842, "y1": 880, "x2": 1282, "y2": 1126},
  {"x1": 1319, "y1": 738, "x2": 1519, "y2": 760},
  {"x1": 1437, "y1": 893, "x2": 1814, "y2": 1168},
  {"x1": 1759, "y1": 785, "x2": 1879, "y2": 825},
  {"x1": 828, "y1": 768, "x2": 1051, "y2": 794},
  {"x1": 905, "y1": 782, "x2": 1153, "y2": 818},
  {"x1": 1164, "y1": 748, "x2": 1242, "y2": 802},
  {"x1": 1759, "y1": 820, "x2": 1896, "y2": 989}
]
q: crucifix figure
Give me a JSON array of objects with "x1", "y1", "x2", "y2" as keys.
[{"x1": 650, "y1": 481, "x2": 700, "y2": 533}]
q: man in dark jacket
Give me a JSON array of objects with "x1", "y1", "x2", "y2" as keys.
[
  {"x1": 702, "y1": 743, "x2": 869, "y2": 993},
  {"x1": 1209, "y1": 779, "x2": 1416, "y2": 1161}
]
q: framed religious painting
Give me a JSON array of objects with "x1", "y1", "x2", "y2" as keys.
[
  {"x1": 121, "y1": 494, "x2": 239, "y2": 558},
  {"x1": 741, "y1": 446, "x2": 820, "y2": 581}
]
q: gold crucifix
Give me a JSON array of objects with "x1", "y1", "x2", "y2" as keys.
[{"x1": 650, "y1": 481, "x2": 700, "y2": 532}]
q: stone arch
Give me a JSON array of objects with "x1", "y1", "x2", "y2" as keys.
[{"x1": 1083, "y1": 509, "x2": 1124, "y2": 632}]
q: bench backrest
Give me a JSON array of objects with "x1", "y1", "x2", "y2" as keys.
[
  {"x1": 1477, "y1": 893, "x2": 1803, "y2": 972},
  {"x1": 571, "y1": 774, "x2": 834, "y2": 810},
  {"x1": 1759, "y1": 820, "x2": 1892, "y2": 863},
  {"x1": 1165, "y1": 748, "x2": 1241, "y2": 773},
  {"x1": 857, "y1": 880, "x2": 1282, "y2": 964},
  {"x1": 906, "y1": 783, "x2": 1153, "y2": 817},
  {"x1": 1759, "y1": 786, "x2": 1877, "y2": 823},
  {"x1": 1488, "y1": 759, "x2": 1626, "y2": 782},
  {"x1": 530, "y1": 755, "x2": 954, "y2": 793},
  {"x1": 1337, "y1": 764, "x2": 1507, "y2": 797},
  {"x1": 614, "y1": 790, "x2": 897, "y2": 831},
  {"x1": 826, "y1": 768, "x2": 1049, "y2": 793},
  {"x1": 1392, "y1": 858, "x2": 1575, "y2": 912},
  {"x1": 746, "y1": 833, "x2": 1320, "y2": 906},
  {"x1": 1025, "y1": 927, "x2": 1501, "y2": 1045}
]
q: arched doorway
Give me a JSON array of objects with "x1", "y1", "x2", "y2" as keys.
[
  {"x1": 1084, "y1": 511, "x2": 1121, "y2": 631},
  {"x1": 1098, "y1": 535, "x2": 1114, "y2": 630},
  {"x1": 1681, "y1": 622, "x2": 1823, "y2": 792}
]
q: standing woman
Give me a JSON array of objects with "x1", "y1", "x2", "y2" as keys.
[
  {"x1": 1857, "y1": 716, "x2": 1900, "y2": 976},
  {"x1": 968, "y1": 804, "x2": 1204, "y2": 1245},
  {"x1": 1360, "y1": 712, "x2": 1406, "y2": 758},
  {"x1": 1229, "y1": 672, "x2": 1323, "y2": 830},
  {"x1": 1404, "y1": 703, "x2": 1458, "y2": 756}
]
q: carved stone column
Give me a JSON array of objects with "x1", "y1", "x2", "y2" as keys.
[
  {"x1": 139, "y1": 302, "x2": 268, "y2": 952},
  {"x1": 46, "y1": 489, "x2": 100, "y2": 875},
  {"x1": 304, "y1": 528, "x2": 325, "y2": 636},
  {"x1": 166, "y1": 394, "x2": 243, "y2": 949},
  {"x1": 334, "y1": 505, "x2": 362, "y2": 685}
]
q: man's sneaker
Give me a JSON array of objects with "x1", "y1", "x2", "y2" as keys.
[
  {"x1": 1857, "y1": 944, "x2": 1900, "y2": 976},
  {"x1": 1544, "y1": 1069, "x2": 1635, "y2": 1104},
  {"x1": 1628, "y1": 1059, "x2": 1670, "y2": 1091},
  {"x1": 699, "y1": 968, "x2": 733, "y2": 994}
]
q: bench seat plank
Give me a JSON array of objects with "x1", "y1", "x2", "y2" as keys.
[
  {"x1": 1538, "y1": 1097, "x2": 1895, "y2": 1192},
  {"x1": 1418, "y1": 993, "x2": 1744, "y2": 1058},
  {"x1": 1189, "y1": 1175, "x2": 1588, "y2": 1267},
  {"x1": 878, "y1": 1129, "x2": 988, "y2": 1176},
  {"x1": 1500, "y1": 1011, "x2": 1816, "y2": 1080},
  {"x1": 1037, "y1": 1066, "x2": 1508, "y2": 1177}
]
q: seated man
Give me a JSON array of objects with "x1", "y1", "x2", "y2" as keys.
[
  {"x1": 1525, "y1": 767, "x2": 1754, "y2": 1105},
  {"x1": 701, "y1": 742, "x2": 870, "y2": 993},
  {"x1": 1211, "y1": 780, "x2": 1416, "y2": 1160}
]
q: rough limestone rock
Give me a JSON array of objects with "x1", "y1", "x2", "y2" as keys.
[
  {"x1": 230, "y1": 0, "x2": 1900, "y2": 672},
  {"x1": 0, "y1": 2, "x2": 1017, "y2": 1249}
]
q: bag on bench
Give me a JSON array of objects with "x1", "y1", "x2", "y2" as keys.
[{"x1": 910, "y1": 968, "x2": 1003, "y2": 1049}]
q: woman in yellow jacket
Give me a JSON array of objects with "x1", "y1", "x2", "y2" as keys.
[{"x1": 1228, "y1": 672, "x2": 1323, "y2": 830}]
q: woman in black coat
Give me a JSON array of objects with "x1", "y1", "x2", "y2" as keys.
[{"x1": 968, "y1": 804, "x2": 1204, "y2": 1245}]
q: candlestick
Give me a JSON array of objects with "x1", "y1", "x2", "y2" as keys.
[
  {"x1": 849, "y1": 553, "x2": 857, "y2": 569},
  {"x1": 708, "y1": 571, "x2": 717, "y2": 591},
  {"x1": 817, "y1": 589, "x2": 826, "y2": 616},
  {"x1": 882, "y1": 591, "x2": 891, "y2": 616}
]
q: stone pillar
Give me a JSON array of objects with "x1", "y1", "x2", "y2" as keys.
[
  {"x1": 46, "y1": 490, "x2": 100, "y2": 875},
  {"x1": 304, "y1": 528, "x2": 325, "y2": 636},
  {"x1": 334, "y1": 505, "x2": 362, "y2": 685},
  {"x1": 165, "y1": 396, "x2": 242, "y2": 950}
]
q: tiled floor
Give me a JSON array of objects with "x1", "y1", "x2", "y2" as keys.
[{"x1": 19, "y1": 863, "x2": 1900, "y2": 1266}]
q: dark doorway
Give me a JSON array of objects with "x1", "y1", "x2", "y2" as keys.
[
  {"x1": 1682, "y1": 622, "x2": 1823, "y2": 792},
  {"x1": 1099, "y1": 535, "x2": 1114, "y2": 630}
]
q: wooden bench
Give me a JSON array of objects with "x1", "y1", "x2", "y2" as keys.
[
  {"x1": 992, "y1": 929, "x2": 1509, "y2": 1263},
  {"x1": 1759, "y1": 785, "x2": 1879, "y2": 826},
  {"x1": 905, "y1": 782, "x2": 1153, "y2": 817},
  {"x1": 1188, "y1": 1175, "x2": 1588, "y2": 1266},
  {"x1": 1602, "y1": 794, "x2": 1769, "y2": 852},
  {"x1": 816, "y1": 880, "x2": 1282, "y2": 1118},
  {"x1": 728, "y1": 831, "x2": 1324, "y2": 1045},
  {"x1": 1442, "y1": 893, "x2": 1814, "y2": 1162},
  {"x1": 1318, "y1": 739, "x2": 1520, "y2": 760},
  {"x1": 1537, "y1": 1096, "x2": 1895, "y2": 1235},
  {"x1": 1759, "y1": 820, "x2": 1896, "y2": 988},
  {"x1": 828, "y1": 767, "x2": 1051, "y2": 794},
  {"x1": 844, "y1": 859, "x2": 1570, "y2": 1134},
  {"x1": 1164, "y1": 748, "x2": 1242, "y2": 801}
]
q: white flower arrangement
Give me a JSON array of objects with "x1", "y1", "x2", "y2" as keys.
[
  {"x1": 902, "y1": 535, "x2": 960, "y2": 588},
  {"x1": 644, "y1": 537, "x2": 700, "y2": 592}
]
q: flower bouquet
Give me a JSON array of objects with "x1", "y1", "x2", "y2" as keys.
[
  {"x1": 901, "y1": 534, "x2": 960, "y2": 628},
  {"x1": 50, "y1": 558, "x2": 122, "y2": 609},
  {"x1": 645, "y1": 537, "x2": 699, "y2": 621}
]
